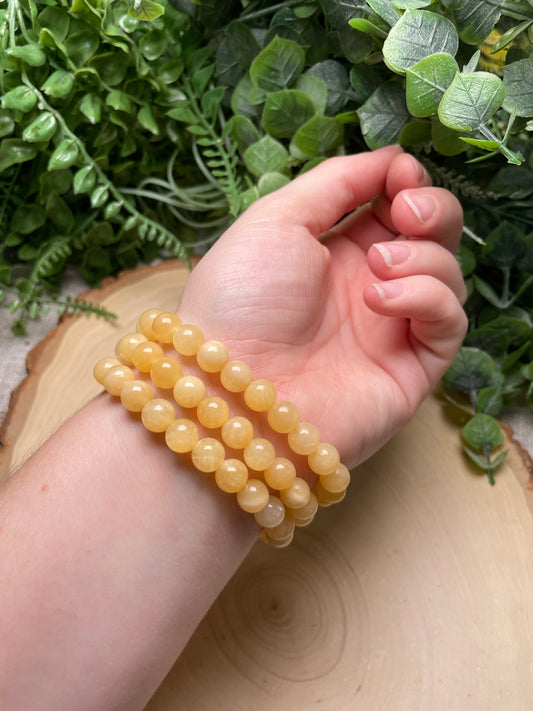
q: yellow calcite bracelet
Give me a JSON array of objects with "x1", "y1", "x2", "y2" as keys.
[{"x1": 94, "y1": 308, "x2": 351, "y2": 547}]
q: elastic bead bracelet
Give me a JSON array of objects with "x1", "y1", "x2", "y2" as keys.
[{"x1": 94, "y1": 308, "x2": 351, "y2": 547}]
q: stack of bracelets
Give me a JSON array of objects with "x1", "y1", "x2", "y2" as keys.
[{"x1": 94, "y1": 308, "x2": 350, "y2": 548}]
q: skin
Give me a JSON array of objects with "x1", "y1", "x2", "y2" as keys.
[{"x1": 0, "y1": 147, "x2": 467, "y2": 710}]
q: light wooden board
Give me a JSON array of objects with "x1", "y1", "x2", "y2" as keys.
[{"x1": 1, "y1": 261, "x2": 533, "y2": 710}]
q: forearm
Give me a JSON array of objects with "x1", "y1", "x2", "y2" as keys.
[{"x1": 0, "y1": 394, "x2": 258, "y2": 711}]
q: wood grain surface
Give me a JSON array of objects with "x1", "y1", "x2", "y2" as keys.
[{"x1": 1, "y1": 260, "x2": 532, "y2": 711}]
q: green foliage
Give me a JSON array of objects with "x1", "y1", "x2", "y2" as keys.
[{"x1": 1, "y1": 0, "x2": 533, "y2": 483}]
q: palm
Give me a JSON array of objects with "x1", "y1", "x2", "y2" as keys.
[{"x1": 179, "y1": 149, "x2": 466, "y2": 467}]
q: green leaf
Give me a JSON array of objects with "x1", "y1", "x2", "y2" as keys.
[
  {"x1": 38, "y1": 5, "x2": 70, "y2": 43},
  {"x1": 462, "y1": 413, "x2": 504, "y2": 449},
  {"x1": 41, "y1": 70, "x2": 75, "y2": 99},
  {"x1": 224, "y1": 115, "x2": 260, "y2": 151},
  {"x1": 226, "y1": 20, "x2": 260, "y2": 69},
  {"x1": 8, "y1": 45, "x2": 47, "y2": 67},
  {"x1": 201, "y1": 86, "x2": 226, "y2": 123},
  {"x1": 366, "y1": 0, "x2": 402, "y2": 26},
  {"x1": 73, "y1": 165, "x2": 97, "y2": 194},
  {"x1": 106, "y1": 91, "x2": 135, "y2": 113},
  {"x1": 393, "y1": 0, "x2": 436, "y2": 7},
  {"x1": 261, "y1": 90, "x2": 316, "y2": 138},
  {"x1": 48, "y1": 139, "x2": 80, "y2": 170},
  {"x1": 292, "y1": 115, "x2": 343, "y2": 157},
  {"x1": 451, "y1": 0, "x2": 503, "y2": 45},
  {"x1": 348, "y1": 18, "x2": 388, "y2": 38},
  {"x1": 192, "y1": 65, "x2": 215, "y2": 96},
  {"x1": 65, "y1": 30, "x2": 100, "y2": 66},
  {"x1": 22, "y1": 112, "x2": 57, "y2": 143},
  {"x1": 90, "y1": 185, "x2": 109, "y2": 208},
  {"x1": 244, "y1": 136, "x2": 288, "y2": 177},
  {"x1": 0, "y1": 110, "x2": 14, "y2": 138},
  {"x1": 46, "y1": 192, "x2": 73, "y2": 232},
  {"x1": 503, "y1": 59, "x2": 533, "y2": 118},
  {"x1": 431, "y1": 117, "x2": 468, "y2": 155},
  {"x1": 357, "y1": 80, "x2": 410, "y2": 149},
  {"x1": 257, "y1": 171, "x2": 291, "y2": 196},
  {"x1": 137, "y1": 105, "x2": 159, "y2": 134},
  {"x1": 443, "y1": 346, "x2": 500, "y2": 394},
  {"x1": 89, "y1": 52, "x2": 129, "y2": 86},
  {"x1": 139, "y1": 29, "x2": 167, "y2": 60},
  {"x1": 0, "y1": 139, "x2": 38, "y2": 173},
  {"x1": 438, "y1": 72, "x2": 505, "y2": 132},
  {"x1": 461, "y1": 137, "x2": 500, "y2": 150},
  {"x1": 10, "y1": 204, "x2": 46, "y2": 235},
  {"x1": 159, "y1": 59, "x2": 184, "y2": 84},
  {"x1": 128, "y1": 0, "x2": 164, "y2": 21},
  {"x1": 1, "y1": 86, "x2": 38, "y2": 113},
  {"x1": 306, "y1": 60, "x2": 352, "y2": 114},
  {"x1": 295, "y1": 75, "x2": 328, "y2": 114},
  {"x1": 399, "y1": 119, "x2": 432, "y2": 146},
  {"x1": 79, "y1": 93, "x2": 104, "y2": 124},
  {"x1": 406, "y1": 53, "x2": 459, "y2": 117},
  {"x1": 383, "y1": 10, "x2": 459, "y2": 74},
  {"x1": 250, "y1": 36, "x2": 305, "y2": 92}
]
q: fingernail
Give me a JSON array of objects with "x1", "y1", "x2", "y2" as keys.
[
  {"x1": 408, "y1": 154, "x2": 430, "y2": 185},
  {"x1": 403, "y1": 192, "x2": 436, "y2": 223},
  {"x1": 373, "y1": 242, "x2": 410, "y2": 267},
  {"x1": 372, "y1": 281, "x2": 404, "y2": 299}
]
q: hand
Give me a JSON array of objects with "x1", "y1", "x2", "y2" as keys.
[{"x1": 178, "y1": 147, "x2": 467, "y2": 467}]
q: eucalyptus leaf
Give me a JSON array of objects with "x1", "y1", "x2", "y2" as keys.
[
  {"x1": 462, "y1": 413, "x2": 504, "y2": 449},
  {"x1": 451, "y1": 0, "x2": 503, "y2": 45},
  {"x1": 357, "y1": 80, "x2": 410, "y2": 149},
  {"x1": 383, "y1": 10, "x2": 459, "y2": 74},
  {"x1": 502, "y1": 58, "x2": 533, "y2": 118},
  {"x1": 438, "y1": 71, "x2": 505, "y2": 131},
  {"x1": 406, "y1": 53, "x2": 458, "y2": 117},
  {"x1": 443, "y1": 346, "x2": 499, "y2": 393}
]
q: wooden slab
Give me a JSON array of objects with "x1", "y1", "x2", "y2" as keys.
[{"x1": 1, "y1": 261, "x2": 533, "y2": 710}]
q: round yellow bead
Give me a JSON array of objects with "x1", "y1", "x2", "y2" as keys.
[
  {"x1": 215, "y1": 459, "x2": 249, "y2": 493},
  {"x1": 150, "y1": 357, "x2": 182, "y2": 389},
  {"x1": 286, "y1": 491, "x2": 318, "y2": 525},
  {"x1": 165, "y1": 418, "x2": 199, "y2": 453},
  {"x1": 265, "y1": 515, "x2": 295, "y2": 541},
  {"x1": 197, "y1": 396, "x2": 230, "y2": 429},
  {"x1": 102, "y1": 364, "x2": 135, "y2": 396},
  {"x1": 151, "y1": 312, "x2": 181, "y2": 343},
  {"x1": 132, "y1": 341, "x2": 165, "y2": 373},
  {"x1": 173, "y1": 375, "x2": 206, "y2": 408},
  {"x1": 320, "y1": 462, "x2": 350, "y2": 493},
  {"x1": 141, "y1": 398, "x2": 175, "y2": 433},
  {"x1": 172, "y1": 324, "x2": 204, "y2": 356},
  {"x1": 244, "y1": 379, "x2": 277, "y2": 412},
  {"x1": 220, "y1": 360, "x2": 253, "y2": 392},
  {"x1": 264, "y1": 457, "x2": 297, "y2": 490},
  {"x1": 254, "y1": 496, "x2": 286, "y2": 528},
  {"x1": 279, "y1": 477, "x2": 311, "y2": 509},
  {"x1": 236, "y1": 479, "x2": 269, "y2": 514},
  {"x1": 308, "y1": 443, "x2": 340, "y2": 476},
  {"x1": 120, "y1": 379, "x2": 154, "y2": 412},
  {"x1": 191, "y1": 438, "x2": 225, "y2": 473},
  {"x1": 288, "y1": 422, "x2": 320, "y2": 455},
  {"x1": 313, "y1": 480, "x2": 346, "y2": 507},
  {"x1": 243, "y1": 438, "x2": 276, "y2": 471},
  {"x1": 267, "y1": 400, "x2": 300, "y2": 434},
  {"x1": 137, "y1": 308, "x2": 163, "y2": 339},
  {"x1": 196, "y1": 340, "x2": 229, "y2": 373},
  {"x1": 220, "y1": 416, "x2": 254, "y2": 449},
  {"x1": 115, "y1": 332, "x2": 148, "y2": 364},
  {"x1": 266, "y1": 531, "x2": 294, "y2": 548},
  {"x1": 93, "y1": 357, "x2": 122, "y2": 385}
]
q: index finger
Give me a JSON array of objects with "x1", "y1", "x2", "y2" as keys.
[{"x1": 243, "y1": 145, "x2": 403, "y2": 238}]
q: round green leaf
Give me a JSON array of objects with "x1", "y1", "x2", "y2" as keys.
[
  {"x1": 438, "y1": 72, "x2": 505, "y2": 132},
  {"x1": 0, "y1": 110, "x2": 14, "y2": 138},
  {"x1": 503, "y1": 59, "x2": 533, "y2": 118},
  {"x1": 137, "y1": 105, "x2": 159, "y2": 135},
  {"x1": 244, "y1": 136, "x2": 288, "y2": 177},
  {"x1": 65, "y1": 30, "x2": 100, "y2": 66},
  {"x1": 90, "y1": 185, "x2": 109, "y2": 208},
  {"x1": 462, "y1": 413, "x2": 504, "y2": 450},
  {"x1": 8, "y1": 45, "x2": 47, "y2": 67},
  {"x1": 106, "y1": 91, "x2": 135, "y2": 114},
  {"x1": 11, "y1": 204, "x2": 46, "y2": 235},
  {"x1": 48, "y1": 139, "x2": 80, "y2": 170},
  {"x1": 406, "y1": 53, "x2": 459, "y2": 117},
  {"x1": 22, "y1": 112, "x2": 57, "y2": 143},
  {"x1": 1, "y1": 86, "x2": 38, "y2": 113},
  {"x1": 443, "y1": 347, "x2": 499, "y2": 394},
  {"x1": 0, "y1": 139, "x2": 38, "y2": 173},
  {"x1": 139, "y1": 29, "x2": 166, "y2": 61},
  {"x1": 261, "y1": 90, "x2": 316, "y2": 138},
  {"x1": 41, "y1": 70, "x2": 74, "y2": 99},
  {"x1": 79, "y1": 93, "x2": 104, "y2": 124},
  {"x1": 257, "y1": 171, "x2": 291, "y2": 196},
  {"x1": 250, "y1": 36, "x2": 305, "y2": 92},
  {"x1": 357, "y1": 80, "x2": 410, "y2": 149},
  {"x1": 383, "y1": 10, "x2": 458, "y2": 75},
  {"x1": 73, "y1": 165, "x2": 97, "y2": 194},
  {"x1": 477, "y1": 386, "x2": 503, "y2": 416},
  {"x1": 292, "y1": 115, "x2": 343, "y2": 157}
]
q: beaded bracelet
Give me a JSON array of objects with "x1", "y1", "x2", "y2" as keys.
[{"x1": 94, "y1": 308, "x2": 350, "y2": 547}]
